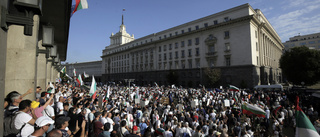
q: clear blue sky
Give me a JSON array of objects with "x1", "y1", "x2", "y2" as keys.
[{"x1": 66, "y1": 0, "x2": 320, "y2": 63}]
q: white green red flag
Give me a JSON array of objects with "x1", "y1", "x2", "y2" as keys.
[
  {"x1": 84, "y1": 71, "x2": 89, "y2": 78},
  {"x1": 73, "y1": 68, "x2": 77, "y2": 76},
  {"x1": 76, "y1": 74, "x2": 83, "y2": 86},
  {"x1": 241, "y1": 102, "x2": 266, "y2": 118},
  {"x1": 106, "y1": 86, "x2": 110, "y2": 99},
  {"x1": 229, "y1": 85, "x2": 240, "y2": 91},
  {"x1": 47, "y1": 82, "x2": 55, "y2": 93},
  {"x1": 72, "y1": 0, "x2": 88, "y2": 15},
  {"x1": 60, "y1": 66, "x2": 66, "y2": 74},
  {"x1": 274, "y1": 104, "x2": 282, "y2": 114},
  {"x1": 89, "y1": 76, "x2": 97, "y2": 98},
  {"x1": 295, "y1": 96, "x2": 320, "y2": 137}
]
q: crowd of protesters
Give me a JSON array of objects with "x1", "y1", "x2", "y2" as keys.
[{"x1": 3, "y1": 82, "x2": 320, "y2": 137}]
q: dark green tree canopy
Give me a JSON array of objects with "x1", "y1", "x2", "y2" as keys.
[{"x1": 280, "y1": 46, "x2": 320, "y2": 86}]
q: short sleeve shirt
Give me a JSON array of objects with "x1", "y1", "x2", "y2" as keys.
[{"x1": 15, "y1": 111, "x2": 34, "y2": 137}]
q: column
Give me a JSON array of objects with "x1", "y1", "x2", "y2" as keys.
[{"x1": 4, "y1": 15, "x2": 40, "y2": 100}]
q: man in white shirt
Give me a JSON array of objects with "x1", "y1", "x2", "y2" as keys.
[
  {"x1": 42, "y1": 99, "x2": 55, "y2": 120},
  {"x1": 106, "y1": 112, "x2": 115, "y2": 132},
  {"x1": 56, "y1": 96, "x2": 65, "y2": 115},
  {"x1": 14, "y1": 100, "x2": 37, "y2": 137},
  {"x1": 100, "y1": 111, "x2": 108, "y2": 124}
]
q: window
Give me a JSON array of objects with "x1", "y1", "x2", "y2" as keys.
[
  {"x1": 159, "y1": 37, "x2": 161, "y2": 40},
  {"x1": 257, "y1": 56, "x2": 259, "y2": 65},
  {"x1": 196, "y1": 48, "x2": 200, "y2": 56},
  {"x1": 169, "y1": 33, "x2": 172, "y2": 37},
  {"x1": 181, "y1": 60, "x2": 185, "y2": 69},
  {"x1": 188, "y1": 39, "x2": 192, "y2": 46},
  {"x1": 195, "y1": 37, "x2": 199, "y2": 45},
  {"x1": 164, "y1": 53, "x2": 167, "y2": 60},
  {"x1": 209, "y1": 59, "x2": 214, "y2": 67},
  {"x1": 188, "y1": 49, "x2": 192, "y2": 57},
  {"x1": 181, "y1": 41, "x2": 185, "y2": 47},
  {"x1": 159, "y1": 54, "x2": 161, "y2": 61},
  {"x1": 225, "y1": 56, "x2": 231, "y2": 66},
  {"x1": 169, "y1": 52, "x2": 172, "y2": 59},
  {"x1": 188, "y1": 28, "x2": 191, "y2": 32},
  {"x1": 256, "y1": 42, "x2": 258, "y2": 51},
  {"x1": 195, "y1": 25, "x2": 199, "y2": 30},
  {"x1": 159, "y1": 63, "x2": 162, "y2": 70},
  {"x1": 213, "y1": 20, "x2": 218, "y2": 25},
  {"x1": 175, "y1": 51, "x2": 178, "y2": 58},
  {"x1": 181, "y1": 30, "x2": 184, "y2": 34},
  {"x1": 204, "y1": 23, "x2": 208, "y2": 28},
  {"x1": 255, "y1": 31, "x2": 257, "y2": 38},
  {"x1": 209, "y1": 45, "x2": 215, "y2": 52},
  {"x1": 150, "y1": 38, "x2": 152, "y2": 42},
  {"x1": 169, "y1": 62, "x2": 172, "y2": 69},
  {"x1": 300, "y1": 42, "x2": 306, "y2": 46},
  {"x1": 159, "y1": 46, "x2": 161, "y2": 52},
  {"x1": 309, "y1": 41, "x2": 315, "y2": 44},
  {"x1": 225, "y1": 43, "x2": 230, "y2": 51},
  {"x1": 188, "y1": 60, "x2": 192, "y2": 68},
  {"x1": 164, "y1": 45, "x2": 167, "y2": 51},
  {"x1": 181, "y1": 50, "x2": 185, "y2": 58},
  {"x1": 175, "y1": 32, "x2": 178, "y2": 35},
  {"x1": 175, "y1": 61, "x2": 179, "y2": 69},
  {"x1": 169, "y1": 44, "x2": 172, "y2": 50},
  {"x1": 224, "y1": 17, "x2": 229, "y2": 22},
  {"x1": 224, "y1": 31, "x2": 230, "y2": 39},
  {"x1": 175, "y1": 42, "x2": 179, "y2": 49},
  {"x1": 164, "y1": 35, "x2": 167, "y2": 39},
  {"x1": 196, "y1": 59, "x2": 200, "y2": 68},
  {"x1": 164, "y1": 62, "x2": 167, "y2": 70}
]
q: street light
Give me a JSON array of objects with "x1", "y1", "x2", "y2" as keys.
[{"x1": 42, "y1": 25, "x2": 54, "y2": 47}]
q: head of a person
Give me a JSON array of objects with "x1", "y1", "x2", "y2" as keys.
[
  {"x1": 59, "y1": 96, "x2": 65, "y2": 102},
  {"x1": 68, "y1": 107, "x2": 76, "y2": 116},
  {"x1": 120, "y1": 120, "x2": 127, "y2": 127},
  {"x1": 35, "y1": 116, "x2": 55, "y2": 132},
  {"x1": 81, "y1": 108, "x2": 87, "y2": 116},
  {"x1": 63, "y1": 103, "x2": 69, "y2": 111},
  {"x1": 133, "y1": 126, "x2": 140, "y2": 134},
  {"x1": 36, "y1": 86, "x2": 42, "y2": 93},
  {"x1": 40, "y1": 92, "x2": 47, "y2": 98},
  {"x1": 94, "y1": 111, "x2": 102, "y2": 119},
  {"x1": 10, "y1": 92, "x2": 22, "y2": 104},
  {"x1": 19, "y1": 99, "x2": 32, "y2": 111},
  {"x1": 104, "y1": 123, "x2": 111, "y2": 131},
  {"x1": 55, "y1": 116, "x2": 70, "y2": 129}
]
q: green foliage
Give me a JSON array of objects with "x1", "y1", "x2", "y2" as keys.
[
  {"x1": 204, "y1": 67, "x2": 221, "y2": 87},
  {"x1": 166, "y1": 70, "x2": 179, "y2": 85},
  {"x1": 280, "y1": 46, "x2": 320, "y2": 86}
]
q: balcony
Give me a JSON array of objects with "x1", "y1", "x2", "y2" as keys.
[{"x1": 206, "y1": 52, "x2": 217, "y2": 56}]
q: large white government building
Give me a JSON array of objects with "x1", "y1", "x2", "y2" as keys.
[
  {"x1": 101, "y1": 3, "x2": 284, "y2": 88},
  {"x1": 283, "y1": 32, "x2": 320, "y2": 50}
]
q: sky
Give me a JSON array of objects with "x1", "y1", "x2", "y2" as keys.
[{"x1": 66, "y1": 0, "x2": 320, "y2": 63}]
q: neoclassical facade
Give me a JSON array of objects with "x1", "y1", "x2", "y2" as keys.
[{"x1": 101, "y1": 3, "x2": 284, "y2": 88}]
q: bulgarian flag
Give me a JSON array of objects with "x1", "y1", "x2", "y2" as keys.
[
  {"x1": 47, "y1": 82, "x2": 55, "y2": 93},
  {"x1": 209, "y1": 90, "x2": 215, "y2": 97},
  {"x1": 76, "y1": 74, "x2": 83, "y2": 86},
  {"x1": 89, "y1": 76, "x2": 97, "y2": 99},
  {"x1": 73, "y1": 68, "x2": 77, "y2": 76},
  {"x1": 295, "y1": 96, "x2": 320, "y2": 137},
  {"x1": 72, "y1": 0, "x2": 88, "y2": 15},
  {"x1": 229, "y1": 85, "x2": 240, "y2": 91},
  {"x1": 241, "y1": 102, "x2": 266, "y2": 118},
  {"x1": 60, "y1": 66, "x2": 66, "y2": 75},
  {"x1": 233, "y1": 95, "x2": 238, "y2": 103},
  {"x1": 274, "y1": 104, "x2": 282, "y2": 115}
]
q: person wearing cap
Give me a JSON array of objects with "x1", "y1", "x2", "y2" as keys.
[
  {"x1": 126, "y1": 125, "x2": 140, "y2": 137},
  {"x1": 42, "y1": 98, "x2": 55, "y2": 120},
  {"x1": 29, "y1": 116, "x2": 55, "y2": 137}
]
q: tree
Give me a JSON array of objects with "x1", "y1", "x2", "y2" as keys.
[
  {"x1": 204, "y1": 67, "x2": 221, "y2": 87},
  {"x1": 280, "y1": 46, "x2": 320, "y2": 86},
  {"x1": 166, "y1": 70, "x2": 179, "y2": 85}
]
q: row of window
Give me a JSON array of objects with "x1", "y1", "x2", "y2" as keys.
[
  {"x1": 158, "y1": 48, "x2": 200, "y2": 61},
  {"x1": 159, "y1": 38, "x2": 200, "y2": 52}
]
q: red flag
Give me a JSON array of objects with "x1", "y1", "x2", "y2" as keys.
[{"x1": 92, "y1": 91, "x2": 97, "y2": 100}]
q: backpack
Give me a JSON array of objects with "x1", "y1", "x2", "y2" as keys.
[
  {"x1": 182, "y1": 132, "x2": 190, "y2": 137},
  {"x1": 3, "y1": 112, "x2": 26, "y2": 137}
]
